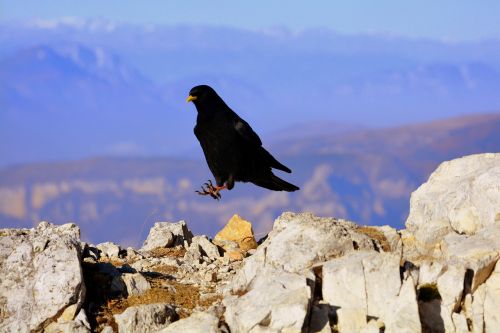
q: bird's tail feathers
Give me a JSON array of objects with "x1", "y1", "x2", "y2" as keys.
[
  {"x1": 252, "y1": 174, "x2": 299, "y2": 192},
  {"x1": 260, "y1": 148, "x2": 292, "y2": 173}
]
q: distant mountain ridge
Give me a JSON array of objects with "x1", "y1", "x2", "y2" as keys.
[
  {"x1": 2, "y1": 22, "x2": 500, "y2": 166},
  {"x1": 0, "y1": 113, "x2": 498, "y2": 245}
]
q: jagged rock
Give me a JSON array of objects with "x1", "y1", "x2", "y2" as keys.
[
  {"x1": 44, "y1": 321, "x2": 90, "y2": 333},
  {"x1": 0, "y1": 222, "x2": 85, "y2": 332},
  {"x1": 45, "y1": 307, "x2": 91, "y2": 333},
  {"x1": 114, "y1": 303, "x2": 177, "y2": 333},
  {"x1": 224, "y1": 268, "x2": 312, "y2": 333},
  {"x1": 471, "y1": 283, "x2": 486, "y2": 333},
  {"x1": 453, "y1": 313, "x2": 469, "y2": 333},
  {"x1": 214, "y1": 214, "x2": 258, "y2": 253},
  {"x1": 336, "y1": 308, "x2": 367, "y2": 333},
  {"x1": 384, "y1": 276, "x2": 421, "y2": 333},
  {"x1": 126, "y1": 247, "x2": 143, "y2": 260},
  {"x1": 406, "y1": 153, "x2": 500, "y2": 251},
  {"x1": 142, "y1": 220, "x2": 193, "y2": 251},
  {"x1": 441, "y1": 226, "x2": 500, "y2": 291},
  {"x1": 373, "y1": 225, "x2": 402, "y2": 253},
  {"x1": 96, "y1": 241, "x2": 121, "y2": 258},
  {"x1": 101, "y1": 326, "x2": 114, "y2": 333},
  {"x1": 122, "y1": 273, "x2": 151, "y2": 296},
  {"x1": 323, "y1": 251, "x2": 420, "y2": 333},
  {"x1": 190, "y1": 235, "x2": 221, "y2": 261},
  {"x1": 159, "y1": 311, "x2": 220, "y2": 333},
  {"x1": 437, "y1": 265, "x2": 467, "y2": 332},
  {"x1": 322, "y1": 252, "x2": 369, "y2": 314},
  {"x1": 418, "y1": 261, "x2": 445, "y2": 286},
  {"x1": 229, "y1": 212, "x2": 380, "y2": 292},
  {"x1": 484, "y1": 260, "x2": 500, "y2": 332},
  {"x1": 184, "y1": 243, "x2": 203, "y2": 264}
]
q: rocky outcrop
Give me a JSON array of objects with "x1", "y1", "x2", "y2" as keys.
[
  {"x1": 1, "y1": 153, "x2": 499, "y2": 333},
  {"x1": 0, "y1": 222, "x2": 86, "y2": 332},
  {"x1": 141, "y1": 220, "x2": 194, "y2": 251},
  {"x1": 213, "y1": 214, "x2": 258, "y2": 260},
  {"x1": 113, "y1": 303, "x2": 177, "y2": 333},
  {"x1": 406, "y1": 153, "x2": 500, "y2": 250}
]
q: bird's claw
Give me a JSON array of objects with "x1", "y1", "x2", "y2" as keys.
[{"x1": 195, "y1": 180, "x2": 222, "y2": 200}]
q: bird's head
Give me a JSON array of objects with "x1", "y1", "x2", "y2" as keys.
[{"x1": 186, "y1": 85, "x2": 219, "y2": 105}]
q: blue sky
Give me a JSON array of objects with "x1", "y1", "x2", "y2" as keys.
[{"x1": 2, "y1": 0, "x2": 500, "y2": 41}]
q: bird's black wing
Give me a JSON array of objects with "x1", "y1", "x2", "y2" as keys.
[
  {"x1": 233, "y1": 117, "x2": 262, "y2": 146},
  {"x1": 232, "y1": 114, "x2": 292, "y2": 173}
]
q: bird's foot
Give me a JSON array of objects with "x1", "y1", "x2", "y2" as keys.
[{"x1": 195, "y1": 180, "x2": 226, "y2": 200}]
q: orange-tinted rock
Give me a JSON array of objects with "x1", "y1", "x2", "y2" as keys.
[
  {"x1": 214, "y1": 215, "x2": 258, "y2": 252},
  {"x1": 227, "y1": 251, "x2": 245, "y2": 262}
]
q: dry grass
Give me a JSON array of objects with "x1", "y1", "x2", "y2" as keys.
[
  {"x1": 98, "y1": 257, "x2": 126, "y2": 267},
  {"x1": 150, "y1": 264, "x2": 179, "y2": 275},
  {"x1": 199, "y1": 294, "x2": 223, "y2": 308},
  {"x1": 108, "y1": 281, "x2": 200, "y2": 317},
  {"x1": 82, "y1": 243, "x2": 226, "y2": 331},
  {"x1": 147, "y1": 246, "x2": 186, "y2": 258},
  {"x1": 357, "y1": 226, "x2": 391, "y2": 252}
]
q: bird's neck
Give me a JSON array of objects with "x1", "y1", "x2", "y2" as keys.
[{"x1": 194, "y1": 99, "x2": 227, "y2": 120}]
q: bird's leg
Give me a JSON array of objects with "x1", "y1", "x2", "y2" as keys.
[{"x1": 195, "y1": 180, "x2": 227, "y2": 200}]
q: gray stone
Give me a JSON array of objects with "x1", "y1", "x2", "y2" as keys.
[
  {"x1": 96, "y1": 241, "x2": 121, "y2": 258},
  {"x1": 191, "y1": 235, "x2": 221, "y2": 260},
  {"x1": 114, "y1": 303, "x2": 177, "y2": 333},
  {"x1": 484, "y1": 260, "x2": 500, "y2": 332},
  {"x1": 224, "y1": 268, "x2": 312, "y2": 333},
  {"x1": 122, "y1": 273, "x2": 151, "y2": 296},
  {"x1": 159, "y1": 311, "x2": 220, "y2": 333},
  {"x1": 322, "y1": 251, "x2": 420, "y2": 333},
  {"x1": 322, "y1": 252, "x2": 369, "y2": 314},
  {"x1": 336, "y1": 308, "x2": 367, "y2": 333},
  {"x1": 142, "y1": 220, "x2": 193, "y2": 251},
  {"x1": 0, "y1": 222, "x2": 84, "y2": 332},
  {"x1": 229, "y1": 212, "x2": 380, "y2": 294},
  {"x1": 406, "y1": 153, "x2": 500, "y2": 251}
]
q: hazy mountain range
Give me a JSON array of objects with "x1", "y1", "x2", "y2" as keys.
[
  {"x1": 2, "y1": 20, "x2": 500, "y2": 166},
  {"x1": 1, "y1": 113, "x2": 498, "y2": 246},
  {"x1": 1, "y1": 19, "x2": 499, "y2": 245}
]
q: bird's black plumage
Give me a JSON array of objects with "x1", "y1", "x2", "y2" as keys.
[{"x1": 187, "y1": 85, "x2": 299, "y2": 197}]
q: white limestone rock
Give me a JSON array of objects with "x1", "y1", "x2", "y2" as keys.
[
  {"x1": 336, "y1": 308, "x2": 367, "y2": 333},
  {"x1": 122, "y1": 273, "x2": 151, "y2": 296},
  {"x1": 229, "y1": 212, "x2": 380, "y2": 293},
  {"x1": 224, "y1": 268, "x2": 312, "y2": 333},
  {"x1": 114, "y1": 303, "x2": 177, "y2": 333},
  {"x1": 96, "y1": 241, "x2": 121, "y2": 258},
  {"x1": 191, "y1": 235, "x2": 221, "y2": 261},
  {"x1": 322, "y1": 251, "x2": 420, "y2": 333},
  {"x1": 484, "y1": 260, "x2": 500, "y2": 333},
  {"x1": 384, "y1": 276, "x2": 421, "y2": 333},
  {"x1": 406, "y1": 153, "x2": 500, "y2": 250},
  {"x1": 142, "y1": 220, "x2": 193, "y2": 251},
  {"x1": 471, "y1": 283, "x2": 486, "y2": 333},
  {"x1": 442, "y1": 225, "x2": 500, "y2": 291},
  {"x1": 0, "y1": 222, "x2": 84, "y2": 332},
  {"x1": 322, "y1": 252, "x2": 369, "y2": 314},
  {"x1": 437, "y1": 265, "x2": 466, "y2": 332},
  {"x1": 159, "y1": 311, "x2": 220, "y2": 333}
]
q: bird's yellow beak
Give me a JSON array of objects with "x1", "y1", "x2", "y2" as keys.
[{"x1": 186, "y1": 95, "x2": 197, "y2": 103}]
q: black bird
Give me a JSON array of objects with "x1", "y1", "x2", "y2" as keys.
[{"x1": 187, "y1": 85, "x2": 299, "y2": 200}]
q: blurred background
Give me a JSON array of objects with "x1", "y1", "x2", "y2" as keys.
[{"x1": 1, "y1": 0, "x2": 500, "y2": 245}]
